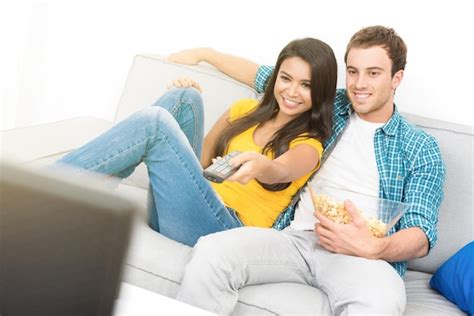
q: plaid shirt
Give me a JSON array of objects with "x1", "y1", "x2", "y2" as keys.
[{"x1": 256, "y1": 65, "x2": 446, "y2": 277}]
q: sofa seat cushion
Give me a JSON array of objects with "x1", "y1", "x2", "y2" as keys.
[
  {"x1": 404, "y1": 270, "x2": 466, "y2": 315},
  {"x1": 237, "y1": 271, "x2": 468, "y2": 316}
]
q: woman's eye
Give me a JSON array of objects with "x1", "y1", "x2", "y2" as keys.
[
  {"x1": 302, "y1": 83, "x2": 311, "y2": 89},
  {"x1": 280, "y1": 76, "x2": 290, "y2": 82}
]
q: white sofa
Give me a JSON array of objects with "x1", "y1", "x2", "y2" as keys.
[{"x1": 2, "y1": 54, "x2": 473, "y2": 315}]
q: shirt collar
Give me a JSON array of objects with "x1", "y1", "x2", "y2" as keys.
[{"x1": 380, "y1": 105, "x2": 401, "y2": 136}]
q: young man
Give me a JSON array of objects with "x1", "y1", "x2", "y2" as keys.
[{"x1": 168, "y1": 26, "x2": 446, "y2": 314}]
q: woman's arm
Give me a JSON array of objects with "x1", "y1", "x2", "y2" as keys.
[
  {"x1": 228, "y1": 144, "x2": 320, "y2": 185},
  {"x1": 167, "y1": 48, "x2": 259, "y2": 88}
]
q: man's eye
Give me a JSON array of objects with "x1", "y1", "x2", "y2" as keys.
[
  {"x1": 347, "y1": 70, "x2": 356, "y2": 75},
  {"x1": 370, "y1": 72, "x2": 379, "y2": 77}
]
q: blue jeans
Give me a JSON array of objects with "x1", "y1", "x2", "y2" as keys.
[{"x1": 57, "y1": 88, "x2": 243, "y2": 246}]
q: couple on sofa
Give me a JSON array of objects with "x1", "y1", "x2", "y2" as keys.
[{"x1": 57, "y1": 25, "x2": 445, "y2": 315}]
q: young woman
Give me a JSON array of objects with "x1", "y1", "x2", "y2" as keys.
[{"x1": 57, "y1": 38, "x2": 338, "y2": 246}]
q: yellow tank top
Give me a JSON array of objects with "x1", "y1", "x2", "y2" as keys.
[{"x1": 211, "y1": 99, "x2": 323, "y2": 227}]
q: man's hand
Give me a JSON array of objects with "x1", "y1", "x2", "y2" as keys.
[
  {"x1": 167, "y1": 48, "x2": 211, "y2": 65},
  {"x1": 314, "y1": 200, "x2": 387, "y2": 259},
  {"x1": 166, "y1": 77, "x2": 202, "y2": 92}
]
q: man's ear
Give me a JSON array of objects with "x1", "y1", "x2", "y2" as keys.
[{"x1": 392, "y1": 69, "x2": 404, "y2": 89}]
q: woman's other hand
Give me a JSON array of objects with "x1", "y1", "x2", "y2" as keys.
[{"x1": 166, "y1": 77, "x2": 203, "y2": 92}]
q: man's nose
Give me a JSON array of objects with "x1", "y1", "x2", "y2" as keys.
[{"x1": 355, "y1": 73, "x2": 368, "y2": 88}]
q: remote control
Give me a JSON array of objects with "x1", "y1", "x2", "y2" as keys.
[{"x1": 203, "y1": 151, "x2": 241, "y2": 183}]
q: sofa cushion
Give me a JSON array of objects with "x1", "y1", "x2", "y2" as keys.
[
  {"x1": 429, "y1": 242, "x2": 474, "y2": 314},
  {"x1": 404, "y1": 270, "x2": 466, "y2": 315}
]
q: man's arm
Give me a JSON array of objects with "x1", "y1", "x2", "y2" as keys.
[
  {"x1": 315, "y1": 136, "x2": 445, "y2": 263},
  {"x1": 374, "y1": 227, "x2": 429, "y2": 260},
  {"x1": 167, "y1": 48, "x2": 259, "y2": 88}
]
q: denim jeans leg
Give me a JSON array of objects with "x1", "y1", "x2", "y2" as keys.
[
  {"x1": 147, "y1": 87, "x2": 204, "y2": 232},
  {"x1": 58, "y1": 106, "x2": 242, "y2": 246},
  {"x1": 57, "y1": 109, "x2": 157, "y2": 177},
  {"x1": 151, "y1": 87, "x2": 204, "y2": 159},
  {"x1": 114, "y1": 87, "x2": 204, "y2": 179}
]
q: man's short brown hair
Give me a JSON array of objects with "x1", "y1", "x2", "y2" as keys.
[{"x1": 344, "y1": 25, "x2": 407, "y2": 76}]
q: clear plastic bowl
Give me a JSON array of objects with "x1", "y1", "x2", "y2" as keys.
[{"x1": 308, "y1": 183, "x2": 409, "y2": 237}]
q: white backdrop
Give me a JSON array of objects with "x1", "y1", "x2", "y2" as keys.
[{"x1": 1, "y1": 0, "x2": 473, "y2": 131}]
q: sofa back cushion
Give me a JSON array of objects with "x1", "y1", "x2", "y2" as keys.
[
  {"x1": 404, "y1": 113, "x2": 474, "y2": 273},
  {"x1": 115, "y1": 55, "x2": 258, "y2": 133}
]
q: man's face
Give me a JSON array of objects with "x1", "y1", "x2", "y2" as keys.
[{"x1": 345, "y1": 46, "x2": 403, "y2": 123}]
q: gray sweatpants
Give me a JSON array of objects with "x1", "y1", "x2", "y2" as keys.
[{"x1": 176, "y1": 227, "x2": 406, "y2": 315}]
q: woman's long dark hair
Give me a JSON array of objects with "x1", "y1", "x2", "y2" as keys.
[{"x1": 215, "y1": 38, "x2": 337, "y2": 191}]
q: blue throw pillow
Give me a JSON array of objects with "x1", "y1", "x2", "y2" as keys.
[{"x1": 430, "y1": 241, "x2": 474, "y2": 314}]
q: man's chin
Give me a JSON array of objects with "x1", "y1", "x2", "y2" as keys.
[{"x1": 349, "y1": 100, "x2": 368, "y2": 112}]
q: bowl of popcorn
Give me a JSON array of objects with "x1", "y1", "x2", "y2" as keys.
[{"x1": 308, "y1": 183, "x2": 409, "y2": 238}]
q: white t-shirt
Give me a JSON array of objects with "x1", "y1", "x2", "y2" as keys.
[{"x1": 290, "y1": 112, "x2": 384, "y2": 230}]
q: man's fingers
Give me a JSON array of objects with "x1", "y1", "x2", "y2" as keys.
[
  {"x1": 314, "y1": 210, "x2": 337, "y2": 230},
  {"x1": 314, "y1": 223, "x2": 335, "y2": 240},
  {"x1": 344, "y1": 200, "x2": 365, "y2": 225}
]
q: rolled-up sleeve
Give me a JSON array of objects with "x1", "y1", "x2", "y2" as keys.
[
  {"x1": 398, "y1": 136, "x2": 446, "y2": 251},
  {"x1": 254, "y1": 65, "x2": 274, "y2": 93}
]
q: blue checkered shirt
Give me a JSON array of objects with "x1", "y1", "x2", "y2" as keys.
[{"x1": 257, "y1": 65, "x2": 446, "y2": 277}]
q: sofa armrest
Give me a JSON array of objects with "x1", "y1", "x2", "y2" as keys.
[{"x1": 1, "y1": 117, "x2": 113, "y2": 163}]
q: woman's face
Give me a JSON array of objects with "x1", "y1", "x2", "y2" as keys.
[{"x1": 273, "y1": 56, "x2": 312, "y2": 121}]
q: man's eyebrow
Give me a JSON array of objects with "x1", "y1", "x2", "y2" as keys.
[
  {"x1": 366, "y1": 67, "x2": 385, "y2": 71},
  {"x1": 346, "y1": 65, "x2": 385, "y2": 71}
]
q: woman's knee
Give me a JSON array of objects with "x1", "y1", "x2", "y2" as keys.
[
  {"x1": 138, "y1": 107, "x2": 178, "y2": 131},
  {"x1": 155, "y1": 88, "x2": 203, "y2": 114},
  {"x1": 177, "y1": 87, "x2": 203, "y2": 107}
]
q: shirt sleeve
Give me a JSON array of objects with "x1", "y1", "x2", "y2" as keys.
[
  {"x1": 289, "y1": 136, "x2": 324, "y2": 171},
  {"x1": 397, "y1": 135, "x2": 446, "y2": 251},
  {"x1": 254, "y1": 65, "x2": 275, "y2": 93}
]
